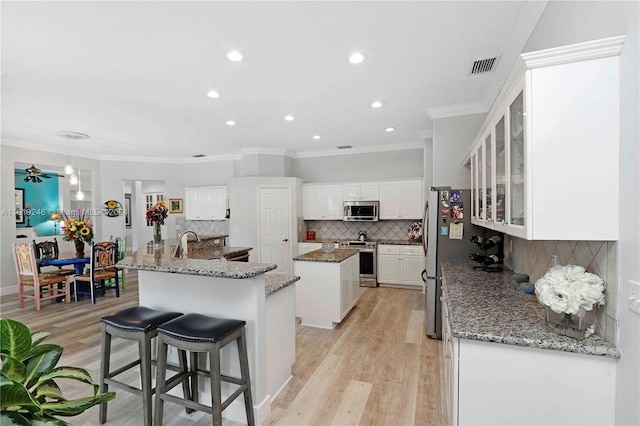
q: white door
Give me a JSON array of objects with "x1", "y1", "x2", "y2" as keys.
[{"x1": 259, "y1": 187, "x2": 291, "y2": 274}]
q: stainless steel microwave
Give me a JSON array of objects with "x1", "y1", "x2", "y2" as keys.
[{"x1": 343, "y1": 201, "x2": 379, "y2": 222}]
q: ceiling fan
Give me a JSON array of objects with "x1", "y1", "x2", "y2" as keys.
[{"x1": 16, "y1": 164, "x2": 65, "y2": 183}]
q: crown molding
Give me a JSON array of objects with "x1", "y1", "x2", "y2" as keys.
[
  {"x1": 293, "y1": 141, "x2": 423, "y2": 159},
  {"x1": 521, "y1": 35, "x2": 625, "y2": 69},
  {"x1": 418, "y1": 130, "x2": 433, "y2": 140},
  {"x1": 426, "y1": 102, "x2": 489, "y2": 120}
]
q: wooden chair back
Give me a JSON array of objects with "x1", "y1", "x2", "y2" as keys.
[
  {"x1": 33, "y1": 238, "x2": 75, "y2": 276},
  {"x1": 75, "y1": 241, "x2": 120, "y2": 304},
  {"x1": 12, "y1": 243, "x2": 70, "y2": 310}
]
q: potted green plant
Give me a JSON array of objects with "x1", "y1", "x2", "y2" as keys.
[{"x1": 0, "y1": 318, "x2": 115, "y2": 425}]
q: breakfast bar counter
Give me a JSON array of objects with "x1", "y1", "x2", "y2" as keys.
[{"x1": 117, "y1": 245, "x2": 295, "y2": 425}]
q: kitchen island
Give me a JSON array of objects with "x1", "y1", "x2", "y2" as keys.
[
  {"x1": 293, "y1": 248, "x2": 360, "y2": 328},
  {"x1": 117, "y1": 243, "x2": 299, "y2": 425},
  {"x1": 441, "y1": 262, "x2": 618, "y2": 426}
]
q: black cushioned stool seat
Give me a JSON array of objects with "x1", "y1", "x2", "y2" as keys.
[
  {"x1": 154, "y1": 313, "x2": 255, "y2": 426},
  {"x1": 99, "y1": 306, "x2": 183, "y2": 426}
]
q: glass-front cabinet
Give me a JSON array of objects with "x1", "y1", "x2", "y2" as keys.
[
  {"x1": 494, "y1": 116, "x2": 506, "y2": 226},
  {"x1": 508, "y1": 91, "x2": 525, "y2": 229},
  {"x1": 464, "y1": 36, "x2": 622, "y2": 240}
]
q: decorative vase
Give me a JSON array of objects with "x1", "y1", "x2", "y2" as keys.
[
  {"x1": 322, "y1": 241, "x2": 335, "y2": 254},
  {"x1": 73, "y1": 239, "x2": 85, "y2": 258},
  {"x1": 153, "y1": 222, "x2": 162, "y2": 246},
  {"x1": 545, "y1": 306, "x2": 596, "y2": 340}
]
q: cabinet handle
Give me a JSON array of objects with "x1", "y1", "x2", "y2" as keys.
[{"x1": 282, "y1": 238, "x2": 289, "y2": 242}]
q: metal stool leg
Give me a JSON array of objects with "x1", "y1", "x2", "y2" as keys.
[
  {"x1": 154, "y1": 334, "x2": 169, "y2": 426},
  {"x1": 99, "y1": 325, "x2": 111, "y2": 424},
  {"x1": 210, "y1": 345, "x2": 223, "y2": 426},
  {"x1": 139, "y1": 333, "x2": 153, "y2": 426},
  {"x1": 238, "y1": 329, "x2": 255, "y2": 426}
]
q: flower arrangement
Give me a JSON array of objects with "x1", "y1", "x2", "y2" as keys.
[
  {"x1": 535, "y1": 265, "x2": 605, "y2": 315},
  {"x1": 61, "y1": 210, "x2": 94, "y2": 243},
  {"x1": 146, "y1": 200, "x2": 168, "y2": 225}
]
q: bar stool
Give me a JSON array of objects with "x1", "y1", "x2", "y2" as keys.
[
  {"x1": 99, "y1": 306, "x2": 183, "y2": 426},
  {"x1": 154, "y1": 313, "x2": 255, "y2": 426}
]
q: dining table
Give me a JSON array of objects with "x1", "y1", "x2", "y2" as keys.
[{"x1": 37, "y1": 256, "x2": 90, "y2": 275}]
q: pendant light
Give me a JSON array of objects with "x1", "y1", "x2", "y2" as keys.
[
  {"x1": 76, "y1": 170, "x2": 84, "y2": 200},
  {"x1": 70, "y1": 172, "x2": 78, "y2": 185},
  {"x1": 64, "y1": 161, "x2": 74, "y2": 175}
]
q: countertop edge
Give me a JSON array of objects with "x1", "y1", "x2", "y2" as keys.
[
  {"x1": 117, "y1": 259, "x2": 277, "y2": 279},
  {"x1": 442, "y1": 262, "x2": 620, "y2": 359},
  {"x1": 265, "y1": 274, "x2": 300, "y2": 297},
  {"x1": 293, "y1": 248, "x2": 359, "y2": 263}
]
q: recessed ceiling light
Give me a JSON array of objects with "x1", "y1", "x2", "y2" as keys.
[
  {"x1": 284, "y1": 115, "x2": 294, "y2": 121},
  {"x1": 226, "y1": 120, "x2": 236, "y2": 126},
  {"x1": 227, "y1": 51, "x2": 243, "y2": 62},
  {"x1": 207, "y1": 90, "x2": 220, "y2": 98},
  {"x1": 371, "y1": 101, "x2": 383, "y2": 108},
  {"x1": 313, "y1": 135, "x2": 321, "y2": 140},
  {"x1": 349, "y1": 52, "x2": 365, "y2": 64},
  {"x1": 385, "y1": 127, "x2": 395, "y2": 132}
]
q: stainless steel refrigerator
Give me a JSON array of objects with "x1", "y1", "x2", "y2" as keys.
[{"x1": 423, "y1": 187, "x2": 479, "y2": 339}]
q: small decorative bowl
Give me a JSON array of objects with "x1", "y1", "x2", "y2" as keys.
[
  {"x1": 322, "y1": 241, "x2": 335, "y2": 254},
  {"x1": 520, "y1": 283, "x2": 536, "y2": 294},
  {"x1": 513, "y1": 273, "x2": 530, "y2": 283}
]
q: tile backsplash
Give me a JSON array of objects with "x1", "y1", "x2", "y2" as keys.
[
  {"x1": 305, "y1": 220, "x2": 419, "y2": 241},
  {"x1": 175, "y1": 218, "x2": 228, "y2": 237},
  {"x1": 505, "y1": 236, "x2": 618, "y2": 345}
]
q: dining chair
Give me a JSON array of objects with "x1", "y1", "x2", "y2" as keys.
[
  {"x1": 111, "y1": 236, "x2": 127, "y2": 288},
  {"x1": 12, "y1": 243, "x2": 71, "y2": 310},
  {"x1": 74, "y1": 241, "x2": 120, "y2": 304},
  {"x1": 33, "y1": 238, "x2": 76, "y2": 276}
]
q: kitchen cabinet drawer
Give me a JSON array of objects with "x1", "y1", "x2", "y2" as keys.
[
  {"x1": 401, "y1": 245, "x2": 423, "y2": 256},
  {"x1": 377, "y1": 245, "x2": 401, "y2": 255}
]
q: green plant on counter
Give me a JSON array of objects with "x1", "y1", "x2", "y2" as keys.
[{"x1": 0, "y1": 318, "x2": 115, "y2": 425}]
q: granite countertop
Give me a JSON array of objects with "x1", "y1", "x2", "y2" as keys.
[
  {"x1": 265, "y1": 274, "x2": 300, "y2": 297},
  {"x1": 293, "y1": 248, "x2": 359, "y2": 263},
  {"x1": 186, "y1": 245, "x2": 252, "y2": 260},
  {"x1": 117, "y1": 240, "x2": 275, "y2": 279},
  {"x1": 441, "y1": 263, "x2": 619, "y2": 358}
]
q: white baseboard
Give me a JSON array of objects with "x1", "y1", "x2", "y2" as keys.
[{"x1": 0, "y1": 285, "x2": 19, "y2": 296}]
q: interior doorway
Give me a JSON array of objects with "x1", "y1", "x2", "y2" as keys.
[{"x1": 258, "y1": 187, "x2": 291, "y2": 274}]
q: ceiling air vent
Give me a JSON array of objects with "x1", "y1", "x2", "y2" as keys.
[
  {"x1": 337, "y1": 145, "x2": 352, "y2": 150},
  {"x1": 470, "y1": 57, "x2": 499, "y2": 75},
  {"x1": 192, "y1": 154, "x2": 206, "y2": 158}
]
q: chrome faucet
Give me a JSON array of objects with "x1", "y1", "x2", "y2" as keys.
[{"x1": 174, "y1": 230, "x2": 200, "y2": 258}]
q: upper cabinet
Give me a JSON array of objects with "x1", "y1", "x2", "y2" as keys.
[
  {"x1": 185, "y1": 186, "x2": 227, "y2": 220},
  {"x1": 302, "y1": 184, "x2": 343, "y2": 220},
  {"x1": 379, "y1": 180, "x2": 423, "y2": 220},
  {"x1": 343, "y1": 182, "x2": 380, "y2": 201},
  {"x1": 464, "y1": 36, "x2": 624, "y2": 240}
]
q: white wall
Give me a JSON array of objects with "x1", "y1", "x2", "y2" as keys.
[
  {"x1": 432, "y1": 113, "x2": 486, "y2": 188},
  {"x1": 183, "y1": 158, "x2": 234, "y2": 188},
  {"x1": 293, "y1": 148, "x2": 424, "y2": 183},
  {"x1": 523, "y1": 2, "x2": 640, "y2": 423},
  {"x1": 423, "y1": 137, "x2": 433, "y2": 190}
]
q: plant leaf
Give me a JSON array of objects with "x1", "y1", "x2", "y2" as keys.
[
  {"x1": 41, "y1": 392, "x2": 116, "y2": 416},
  {"x1": 0, "y1": 319, "x2": 32, "y2": 361},
  {"x1": 0, "y1": 412, "x2": 70, "y2": 426},
  {"x1": 37, "y1": 366, "x2": 94, "y2": 387},
  {"x1": 31, "y1": 331, "x2": 50, "y2": 347},
  {"x1": 1, "y1": 355, "x2": 26, "y2": 382},
  {"x1": 35, "y1": 380, "x2": 65, "y2": 401},
  {"x1": 24, "y1": 345, "x2": 63, "y2": 385},
  {"x1": 0, "y1": 411, "x2": 31, "y2": 426},
  {"x1": 0, "y1": 382, "x2": 40, "y2": 411}
]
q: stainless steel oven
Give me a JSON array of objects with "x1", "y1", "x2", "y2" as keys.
[{"x1": 345, "y1": 241, "x2": 377, "y2": 287}]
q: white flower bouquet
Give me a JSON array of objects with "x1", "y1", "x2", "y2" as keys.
[
  {"x1": 535, "y1": 265, "x2": 605, "y2": 314},
  {"x1": 534, "y1": 265, "x2": 604, "y2": 339}
]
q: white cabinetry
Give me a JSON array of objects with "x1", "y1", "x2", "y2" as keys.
[
  {"x1": 294, "y1": 253, "x2": 360, "y2": 329},
  {"x1": 343, "y1": 182, "x2": 380, "y2": 201},
  {"x1": 185, "y1": 186, "x2": 227, "y2": 220},
  {"x1": 464, "y1": 36, "x2": 623, "y2": 240},
  {"x1": 297, "y1": 242, "x2": 322, "y2": 255},
  {"x1": 302, "y1": 184, "x2": 343, "y2": 220},
  {"x1": 377, "y1": 245, "x2": 424, "y2": 287},
  {"x1": 379, "y1": 180, "x2": 423, "y2": 220}
]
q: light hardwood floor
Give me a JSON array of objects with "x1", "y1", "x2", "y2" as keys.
[{"x1": 1, "y1": 273, "x2": 443, "y2": 425}]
